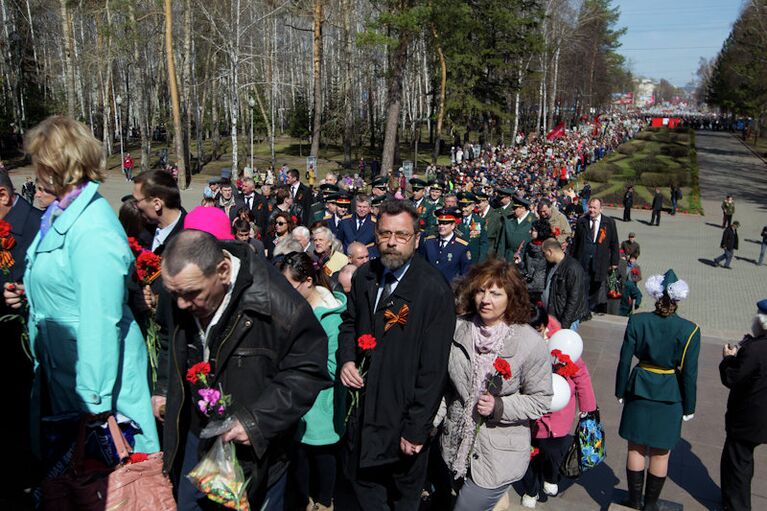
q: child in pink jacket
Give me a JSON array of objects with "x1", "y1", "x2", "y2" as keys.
[{"x1": 521, "y1": 305, "x2": 597, "y2": 508}]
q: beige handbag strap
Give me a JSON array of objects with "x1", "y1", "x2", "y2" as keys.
[{"x1": 106, "y1": 415, "x2": 133, "y2": 461}]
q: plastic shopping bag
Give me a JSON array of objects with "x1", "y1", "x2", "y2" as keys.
[{"x1": 187, "y1": 436, "x2": 250, "y2": 510}]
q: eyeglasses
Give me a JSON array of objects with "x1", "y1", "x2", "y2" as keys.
[
  {"x1": 377, "y1": 230, "x2": 415, "y2": 243},
  {"x1": 275, "y1": 221, "x2": 287, "y2": 226}
]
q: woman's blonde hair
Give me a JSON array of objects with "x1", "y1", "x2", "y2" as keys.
[{"x1": 24, "y1": 116, "x2": 105, "y2": 195}]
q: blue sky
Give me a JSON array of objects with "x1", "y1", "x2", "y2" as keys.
[{"x1": 613, "y1": 0, "x2": 746, "y2": 87}]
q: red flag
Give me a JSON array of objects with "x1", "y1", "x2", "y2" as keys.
[{"x1": 546, "y1": 122, "x2": 565, "y2": 141}]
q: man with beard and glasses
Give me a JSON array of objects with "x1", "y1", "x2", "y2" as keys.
[{"x1": 338, "y1": 199, "x2": 456, "y2": 510}]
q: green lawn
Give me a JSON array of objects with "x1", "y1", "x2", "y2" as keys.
[{"x1": 576, "y1": 128, "x2": 703, "y2": 215}]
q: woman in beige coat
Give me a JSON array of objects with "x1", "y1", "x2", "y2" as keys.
[{"x1": 438, "y1": 258, "x2": 553, "y2": 511}]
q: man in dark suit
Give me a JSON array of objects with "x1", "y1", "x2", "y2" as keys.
[
  {"x1": 337, "y1": 193, "x2": 376, "y2": 253},
  {"x1": 623, "y1": 185, "x2": 634, "y2": 222},
  {"x1": 287, "y1": 168, "x2": 312, "y2": 226},
  {"x1": 650, "y1": 187, "x2": 663, "y2": 226},
  {"x1": 714, "y1": 221, "x2": 740, "y2": 269},
  {"x1": 0, "y1": 170, "x2": 42, "y2": 501},
  {"x1": 570, "y1": 197, "x2": 620, "y2": 312},
  {"x1": 338, "y1": 199, "x2": 456, "y2": 510}
]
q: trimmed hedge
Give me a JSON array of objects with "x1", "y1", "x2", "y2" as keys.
[
  {"x1": 583, "y1": 166, "x2": 612, "y2": 183},
  {"x1": 660, "y1": 144, "x2": 689, "y2": 158},
  {"x1": 617, "y1": 144, "x2": 640, "y2": 156},
  {"x1": 630, "y1": 156, "x2": 666, "y2": 175}
]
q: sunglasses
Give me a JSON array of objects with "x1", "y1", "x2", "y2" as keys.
[{"x1": 275, "y1": 221, "x2": 287, "y2": 226}]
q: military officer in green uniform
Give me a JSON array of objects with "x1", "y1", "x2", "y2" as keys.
[
  {"x1": 475, "y1": 190, "x2": 500, "y2": 260},
  {"x1": 495, "y1": 195, "x2": 535, "y2": 263},
  {"x1": 456, "y1": 191, "x2": 488, "y2": 262},
  {"x1": 370, "y1": 194, "x2": 385, "y2": 217},
  {"x1": 371, "y1": 176, "x2": 391, "y2": 201},
  {"x1": 410, "y1": 178, "x2": 432, "y2": 230},
  {"x1": 615, "y1": 269, "x2": 700, "y2": 511},
  {"x1": 422, "y1": 181, "x2": 445, "y2": 236},
  {"x1": 311, "y1": 183, "x2": 340, "y2": 223}
]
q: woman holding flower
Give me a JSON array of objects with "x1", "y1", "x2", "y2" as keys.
[
  {"x1": 438, "y1": 258, "x2": 552, "y2": 510},
  {"x1": 2, "y1": 116, "x2": 159, "y2": 455},
  {"x1": 520, "y1": 305, "x2": 597, "y2": 508},
  {"x1": 277, "y1": 251, "x2": 346, "y2": 511}
]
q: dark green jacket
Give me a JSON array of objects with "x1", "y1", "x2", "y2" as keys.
[
  {"x1": 456, "y1": 213, "x2": 488, "y2": 262},
  {"x1": 615, "y1": 312, "x2": 701, "y2": 415},
  {"x1": 496, "y1": 211, "x2": 534, "y2": 262}
]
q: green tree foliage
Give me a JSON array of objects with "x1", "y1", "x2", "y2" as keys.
[
  {"x1": 706, "y1": 1, "x2": 767, "y2": 126},
  {"x1": 288, "y1": 91, "x2": 311, "y2": 141}
]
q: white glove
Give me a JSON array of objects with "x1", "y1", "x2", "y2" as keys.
[
  {"x1": 617, "y1": 398, "x2": 623, "y2": 405},
  {"x1": 683, "y1": 414, "x2": 694, "y2": 422}
]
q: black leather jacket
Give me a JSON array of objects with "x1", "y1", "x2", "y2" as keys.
[
  {"x1": 547, "y1": 255, "x2": 588, "y2": 328},
  {"x1": 162, "y1": 241, "x2": 331, "y2": 500}
]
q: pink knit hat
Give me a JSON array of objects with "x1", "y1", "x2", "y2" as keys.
[{"x1": 183, "y1": 206, "x2": 234, "y2": 240}]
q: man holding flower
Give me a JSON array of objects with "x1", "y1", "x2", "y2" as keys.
[
  {"x1": 338, "y1": 199, "x2": 456, "y2": 510},
  {"x1": 160, "y1": 230, "x2": 331, "y2": 510}
]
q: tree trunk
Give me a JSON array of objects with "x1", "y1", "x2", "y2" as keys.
[
  {"x1": 128, "y1": 1, "x2": 151, "y2": 172},
  {"x1": 164, "y1": 0, "x2": 186, "y2": 188},
  {"x1": 341, "y1": 0, "x2": 353, "y2": 168},
  {"x1": 182, "y1": 0, "x2": 193, "y2": 179},
  {"x1": 431, "y1": 24, "x2": 446, "y2": 164},
  {"x1": 310, "y1": 0, "x2": 323, "y2": 159},
  {"x1": 60, "y1": 0, "x2": 76, "y2": 117},
  {"x1": 381, "y1": 37, "x2": 409, "y2": 176}
]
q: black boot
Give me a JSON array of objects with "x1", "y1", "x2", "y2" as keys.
[
  {"x1": 621, "y1": 469, "x2": 644, "y2": 509},
  {"x1": 642, "y1": 473, "x2": 666, "y2": 511}
]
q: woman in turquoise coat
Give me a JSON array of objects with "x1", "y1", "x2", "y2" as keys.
[
  {"x1": 3, "y1": 116, "x2": 159, "y2": 455},
  {"x1": 278, "y1": 251, "x2": 346, "y2": 511},
  {"x1": 615, "y1": 269, "x2": 700, "y2": 511}
]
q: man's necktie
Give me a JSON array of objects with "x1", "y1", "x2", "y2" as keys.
[
  {"x1": 380, "y1": 272, "x2": 397, "y2": 306},
  {"x1": 591, "y1": 220, "x2": 597, "y2": 242},
  {"x1": 439, "y1": 239, "x2": 447, "y2": 250}
]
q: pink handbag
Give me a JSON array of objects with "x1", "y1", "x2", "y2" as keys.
[{"x1": 42, "y1": 414, "x2": 176, "y2": 511}]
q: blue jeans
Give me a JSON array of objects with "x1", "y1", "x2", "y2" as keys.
[
  {"x1": 714, "y1": 249, "x2": 734, "y2": 268},
  {"x1": 569, "y1": 320, "x2": 580, "y2": 332},
  {"x1": 759, "y1": 242, "x2": 766, "y2": 265}
]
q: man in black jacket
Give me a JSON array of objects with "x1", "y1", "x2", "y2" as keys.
[
  {"x1": 570, "y1": 198, "x2": 620, "y2": 312},
  {"x1": 287, "y1": 168, "x2": 313, "y2": 226},
  {"x1": 161, "y1": 230, "x2": 331, "y2": 510},
  {"x1": 338, "y1": 200, "x2": 456, "y2": 509},
  {"x1": 542, "y1": 238, "x2": 588, "y2": 330},
  {"x1": 623, "y1": 185, "x2": 634, "y2": 222},
  {"x1": 719, "y1": 299, "x2": 767, "y2": 511},
  {"x1": 650, "y1": 188, "x2": 663, "y2": 226},
  {"x1": 714, "y1": 221, "x2": 740, "y2": 269}
]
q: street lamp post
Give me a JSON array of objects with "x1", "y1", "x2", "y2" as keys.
[
  {"x1": 248, "y1": 96, "x2": 256, "y2": 174},
  {"x1": 116, "y1": 95, "x2": 125, "y2": 180}
]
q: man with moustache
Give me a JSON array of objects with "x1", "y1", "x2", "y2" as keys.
[{"x1": 338, "y1": 200, "x2": 456, "y2": 510}]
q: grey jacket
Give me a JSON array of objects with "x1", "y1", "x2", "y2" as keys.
[{"x1": 438, "y1": 318, "x2": 553, "y2": 489}]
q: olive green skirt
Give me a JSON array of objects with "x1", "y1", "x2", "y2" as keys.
[{"x1": 619, "y1": 396, "x2": 683, "y2": 450}]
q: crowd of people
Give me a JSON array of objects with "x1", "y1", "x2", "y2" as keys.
[{"x1": 0, "y1": 114, "x2": 764, "y2": 511}]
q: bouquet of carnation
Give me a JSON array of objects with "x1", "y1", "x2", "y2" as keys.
[
  {"x1": 127, "y1": 237, "x2": 162, "y2": 385},
  {"x1": 551, "y1": 349, "x2": 579, "y2": 378},
  {"x1": 185, "y1": 362, "x2": 250, "y2": 510},
  {"x1": 345, "y1": 334, "x2": 377, "y2": 424},
  {"x1": 0, "y1": 219, "x2": 31, "y2": 362}
]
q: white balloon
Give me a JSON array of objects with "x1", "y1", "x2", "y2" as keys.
[
  {"x1": 550, "y1": 373, "x2": 572, "y2": 412},
  {"x1": 548, "y1": 329, "x2": 583, "y2": 363}
]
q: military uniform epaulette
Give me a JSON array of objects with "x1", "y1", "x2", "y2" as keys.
[
  {"x1": 455, "y1": 237, "x2": 469, "y2": 246},
  {"x1": 342, "y1": 214, "x2": 352, "y2": 220},
  {"x1": 425, "y1": 235, "x2": 436, "y2": 240},
  {"x1": 323, "y1": 212, "x2": 333, "y2": 220}
]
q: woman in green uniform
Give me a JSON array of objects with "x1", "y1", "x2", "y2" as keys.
[{"x1": 615, "y1": 269, "x2": 700, "y2": 511}]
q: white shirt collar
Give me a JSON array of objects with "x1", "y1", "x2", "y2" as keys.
[
  {"x1": 440, "y1": 232, "x2": 454, "y2": 244},
  {"x1": 152, "y1": 211, "x2": 182, "y2": 251},
  {"x1": 195, "y1": 250, "x2": 242, "y2": 361}
]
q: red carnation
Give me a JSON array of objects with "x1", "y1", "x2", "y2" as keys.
[
  {"x1": 291, "y1": 215, "x2": 298, "y2": 224},
  {"x1": 186, "y1": 361, "x2": 211, "y2": 384},
  {"x1": 493, "y1": 357, "x2": 512, "y2": 380},
  {"x1": 0, "y1": 219, "x2": 11, "y2": 238},
  {"x1": 127, "y1": 236, "x2": 143, "y2": 255},
  {"x1": 357, "y1": 334, "x2": 377, "y2": 351},
  {"x1": 127, "y1": 452, "x2": 149, "y2": 464},
  {"x1": 135, "y1": 251, "x2": 162, "y2": 284}
]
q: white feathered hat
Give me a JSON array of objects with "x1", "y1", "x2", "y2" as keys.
[{"x1": 645, "y1": 269, "x2": 689, "y2": 302}]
